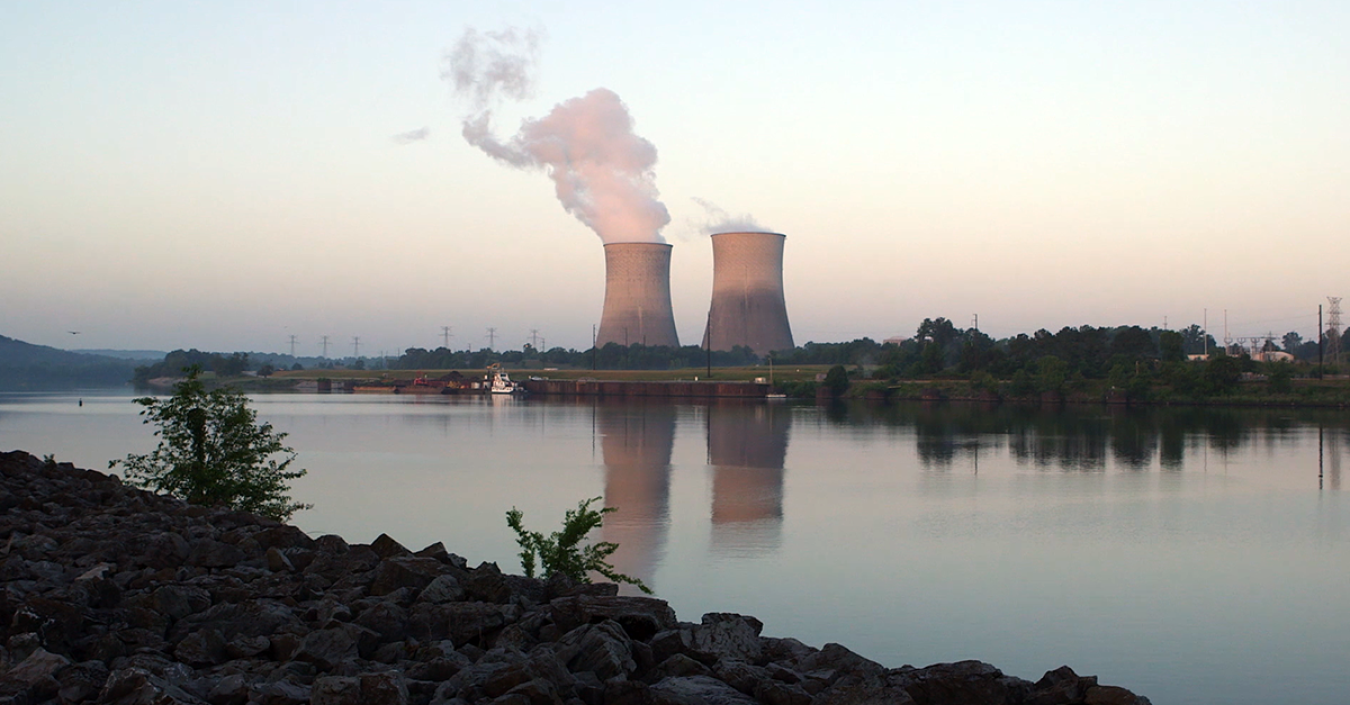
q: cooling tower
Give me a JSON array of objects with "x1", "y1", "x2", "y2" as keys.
[
  {"x1": 596, "y1": 243, "x2": 680, "y2": 348},
  {"x1": 702, "y1": 231, "x2": 794, "y2": 355}
]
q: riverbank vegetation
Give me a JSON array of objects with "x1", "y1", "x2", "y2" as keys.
[
  {"x1": 9, "y1": 315, "x2": 1346, "y2": 407},
  {"x1": 111, "y1": 367, "x2": 309, "y2": 521}
]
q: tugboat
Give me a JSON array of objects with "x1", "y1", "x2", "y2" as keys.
[{"x1": 486, "y1": 364, "x2": 524, "y2": 395}]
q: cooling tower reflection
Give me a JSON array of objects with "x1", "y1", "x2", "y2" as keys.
[
  {"x1": 707, "y1": 400, "x2": 792, "y2": 556},
  {"x1": 596, "y1": 401, "x2": 675, "y2": 591}
]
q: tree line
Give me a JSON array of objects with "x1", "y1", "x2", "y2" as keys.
[{"x1": 131, "y1": 319, "x2": 1336, "y2": 397}]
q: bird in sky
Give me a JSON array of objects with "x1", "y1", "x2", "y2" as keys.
[{"x1": 68, "y1": 331, "x2": 81, "y2": 335}]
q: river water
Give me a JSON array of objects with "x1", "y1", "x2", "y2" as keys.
[{"x1": 3, "y1": 390, "x2": 1348, "y2": 704}]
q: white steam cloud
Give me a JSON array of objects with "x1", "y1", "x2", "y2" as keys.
[
  {"x1": 691, "y1": 197, "x2": 771, "y2": 235},
  {"x1": 444, "y1": 27, "x2": 670, "y2": 244},
  {"x1": 392, "y1": 127, "x2": 430, "y2": 144}
]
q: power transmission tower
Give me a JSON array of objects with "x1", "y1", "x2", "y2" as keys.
[
  {"x1": 1329, "y1": 297, "x2": 1343, "y2": 364},
  {"x1": 441, "y1": 326, "x2": 453, "y2": 349},
  {"x1": 320, "y1": 335, "x2": 330, "y2": 358},
  {"x1": 529, "y1": 329, "x2": 541, "y2": 349},
  {"x1": 288, "y1": 335, "x2": 298, "y2": 356},
  {"x1": 352, "y1": 336, "x2": 361, "y2": 357},
  {"x1": 486, "y1": 328, "x2": 497, "y2": 350}
]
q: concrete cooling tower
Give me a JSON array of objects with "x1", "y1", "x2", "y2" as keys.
[
  {"x1": 702, "y1": 231, "x2": 794, "y2": 355},
  {"x1": 596, "y1": 243, "x2": 680, "y2": 348}
]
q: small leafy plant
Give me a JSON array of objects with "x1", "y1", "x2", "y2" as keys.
[{"x1": 506, "y1": 497, "x2": 651, "y2": 594}]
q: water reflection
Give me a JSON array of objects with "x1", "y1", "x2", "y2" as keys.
[
  {"x1": 812, "y1": 401, "x2": 1350, "y2": 480},
  {"x1": 706, "y1": 401, "x2": 792, "y2": 556},
  {"x1": 1322, "y1": 425, "x2": 1343, "y2": 491},
  {"x1": 596, "y1": 401, "x2": 675, "y2": 590}
]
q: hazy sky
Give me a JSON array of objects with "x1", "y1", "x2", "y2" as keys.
[{"x1": 3, "y1": 1, "x2": 1346, "y2": 355}]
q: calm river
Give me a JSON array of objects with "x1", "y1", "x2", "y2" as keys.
[{"x1": 3, "y1": 390, "x2": 1349, "y2": 704}]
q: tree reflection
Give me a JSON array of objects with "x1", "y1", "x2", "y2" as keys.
[{"x1": 808, "y1": 400, "x2": 1350, "y2": 475}]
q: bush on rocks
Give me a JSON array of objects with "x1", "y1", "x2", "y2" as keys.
[{"x1": 0, "y1": 450, "x2": 1152, "y2": 705}]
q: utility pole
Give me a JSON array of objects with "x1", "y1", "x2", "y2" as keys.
[
  {"x1": 705, "y1": 318, "x2": 712, "y2": 378},
  {"x1": 592, "y1": 325, "x2": 597, "y2": 371},
  {"x1": 972, "y1": 313, "x2": 978, "y2": 332},
  {"x1": 1203, "y1": 309, "x2": 1208, "y2": 356},
  {"x1": 441, "y1": 326, "x2": 453, "y2": 349},
  {"x1": 1319, "y1": 305, "x2": 1324, "y2": 378},
  {"x1": 352, "y1": 336, "x2": 360, "y2": 358},
  {"x1": 486, "y1": 328, "x2": 497, "y2": 350},
  {"x1": 320, "y1": 335, "x2": 330, "y2": 358},
  {"x1": 288, "y1": 335, "x2": 298, "y2": 356}
]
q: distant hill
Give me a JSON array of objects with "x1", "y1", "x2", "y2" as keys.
[
  {"x1": 71, "y1": 349, "x2": 166, "y2": 361},
  {"x1": 0, "y1": 335, "x2": 138, "y2": 390}
]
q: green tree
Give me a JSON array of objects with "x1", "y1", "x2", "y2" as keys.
[
  {"x1": 1111, "y1": 326, "x2": 1156, "y2": 360},
  {"x1": 823, "y1": 365, "x2": 851, "y2": 395},
  {"x1": 919, "y1": 342, "x2": 944, "y2": 374},
  {"x1": 1203, "y1": 356, "x2": 1243, "y2": 395},
  {"x1": 1159, "y1": 331, "x2": 1185, "y2": 363},
  {"x1": 1036, "y1": 356, "x2": 1068, "y2": 394},
  {"x1": 1267, "y1": 362, "x2": 1293, "y2": 394},
  {"x1": 111, "y1": 367, "x2": 309, "y2": 521},
  {"x1": 506, "y1": 497, "x2": 651, "y2": 594}
]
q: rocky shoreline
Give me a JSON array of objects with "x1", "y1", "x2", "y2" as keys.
[{"x1": 1, "y1": 450, "x2": 1149, "y2": 704}]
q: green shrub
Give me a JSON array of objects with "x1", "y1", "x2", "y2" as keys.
[
  {"x1": 823, "y1": 365, "x2": 850, "y2": 396},
  {"x1": 778, "y1": 380, "x2": 818, "y2": 398},
  {"x1": 111, "y1": 366, "x2": 309, "y2": 521},
  {"x1": 1267, "y1": 362, "x2": 1293, "y2": 394},
  {"x1": 506, "y1": 497, "x2": 651, "y2": 594}
]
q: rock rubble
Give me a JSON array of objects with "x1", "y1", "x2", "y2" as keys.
[{"x1": 0, "y1": 450, "x2": 1150, "y2": 704}]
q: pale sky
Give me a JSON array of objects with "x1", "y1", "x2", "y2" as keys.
[{"x1": 3, "y1": 1, "x2": 1346, "y2": 356}]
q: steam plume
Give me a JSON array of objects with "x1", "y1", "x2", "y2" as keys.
[
  {"x1": 392, "y1": 127, "x2": 430, "y2": 144},
  {"x1": 445, "y1": 27, "x2": 670, "y2": 244},
  {"x1": 691, "y1": 197, "x2": 770, "y2": 235}
]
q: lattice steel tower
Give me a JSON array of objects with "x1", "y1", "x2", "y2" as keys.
[{"x1": 1329, "y1": 297, "x2": 1343, "y2": 364}]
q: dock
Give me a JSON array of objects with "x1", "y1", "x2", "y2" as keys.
[{"x1": 521, "y1": 379, "x2": 770, "y2": 398}]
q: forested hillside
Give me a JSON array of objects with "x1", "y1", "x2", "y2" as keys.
[{"x1": 0, "y1": 335, "x2": 138, "y2": 389}]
